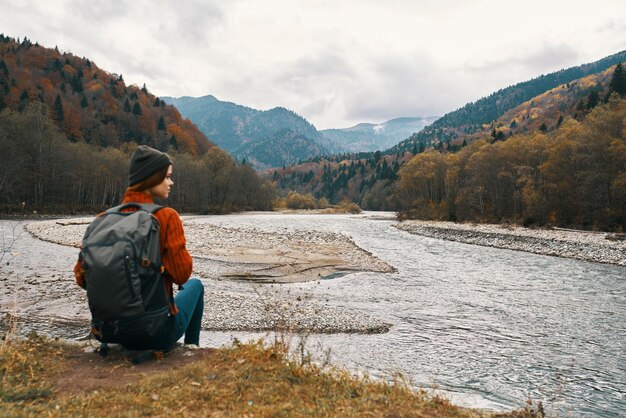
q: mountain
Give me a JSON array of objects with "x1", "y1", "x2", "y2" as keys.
[
  {"x1": 0, "y1": 36, "x2": 212, "y2": 155},
  {"x1": 0, "y1": 34, "x2": 271, "y2": 213},
  {"x1": 393, "y1": 86, "x2": 626, "y2": 230},
  {"x1": 162, "y1": 95, "x2": 322, "y2": 168},
  {"x1": 271, "y1": 54, "x2": 626, "y2": 215},
  {"x1": 239, "y1": 129, "x2": 328, "y2": 169},
  {"x1": 163, "y1": 95, "x2": 434, "y2": 168},
  {"x1": 388, "y1": 49, "x2": 626, "y2": 154},
  {"x1": 448, "y1": 66, "x2": 615, "y2": 146},
  {"x1": 319, "y1": 116, "x2": 438, "y2": 153}
]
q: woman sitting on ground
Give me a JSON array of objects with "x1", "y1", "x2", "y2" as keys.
[{"x1": 74, "y1": 145, "x2": 204, "y2": 349}]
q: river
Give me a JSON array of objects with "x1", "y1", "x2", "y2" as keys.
[
  {"x1": 1, "y1": 212, "x2": 625, "y2": 416},
  {"x1": 194, "y1": 212, "x2": 625, "y2": 417}
]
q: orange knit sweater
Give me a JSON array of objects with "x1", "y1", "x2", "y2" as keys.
[{"x1": 74, "y1": 191, "x2": 193, "y2": 314}]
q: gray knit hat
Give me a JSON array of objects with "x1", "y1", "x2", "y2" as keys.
[{"x1": 129, "y1": 145, "x2": 172, "y2": 186}]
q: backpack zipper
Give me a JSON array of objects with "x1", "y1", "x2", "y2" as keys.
[{"x1": 124, "y1": 255, "x2": 138, "y2": 300}]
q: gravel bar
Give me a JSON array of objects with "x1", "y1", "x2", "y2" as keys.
[{"x1": 395, "y1": 220, "x2": 626, "y2": 266}]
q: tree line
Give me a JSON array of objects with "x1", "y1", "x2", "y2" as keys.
[
  {"x1": 0, "y1": 103, "x2": 273, "y2": 214},
  {"x1": 272, "y1": 150, "x2": 405, "y2": 211},
  {"x1": 394, "y1": 96, "x2": 626, "y2": 230}
]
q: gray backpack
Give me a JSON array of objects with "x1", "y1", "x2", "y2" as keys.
[{"x1": 80, "y1": 203, "x2": 173, "y2": 348}]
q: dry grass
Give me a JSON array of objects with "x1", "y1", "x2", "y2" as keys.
[
  {"x1": 0, "y1": 334, "x2": 545, "y2": 417},
  {"x1": 0, "y1": 332, "x2": 69, "y2": 415}
]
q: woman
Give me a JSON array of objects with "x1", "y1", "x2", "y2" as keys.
[{"x1": 74, "y1": 145, "x2": 204, "y2": 349}]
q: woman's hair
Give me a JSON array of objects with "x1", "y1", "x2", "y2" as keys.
[{"x1": 127, "y1": 164, "x2": 170, "y2": 193}]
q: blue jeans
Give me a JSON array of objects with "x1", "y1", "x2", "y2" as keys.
[{"x1": 172, "y1": 278, "x2": 205, "y2": 345}]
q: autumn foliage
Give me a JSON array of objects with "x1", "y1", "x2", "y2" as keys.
[
  {"x1": 0, "y1": 35, "x2": 211, "y2": 154},
  {"x1": 395, "y1": 97, "x2": 626, "y2": 230},
  {"x1": 0, "y1": 102, "x2": 273, "y2": 213},
  {"x1": 0, "y1": 35, "x2": 273, "y2": 213}
]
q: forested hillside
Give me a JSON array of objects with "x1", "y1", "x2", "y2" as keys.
[
  {"x1": 395, "y1": 96, "x2": 626, "y2": 230},
  {"x1": 389, "y1": 50, "x2": 626, "y2": 154},
  {"x1": 238, "y1": 129, "x2": 328, "y2": 169},
  {"x1": 164, "y1": 95, "x2": 435, "y2": 167},
  {"x1": 271, "y1": 150, "x2": 406, "y2": 211},
  {"x1": 272, "y1": 61, "x2": 626, "y2": 229},
  {"x1": 0, "y1": 35, "x2": 272, "y2": 213},
  {"x1": 163, "y1": 95, "x2": 323, "y2": 168}
]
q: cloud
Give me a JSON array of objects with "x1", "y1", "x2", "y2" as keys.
[{"x1": 1, "y1": 0, "x2": 625, "y2": 129}]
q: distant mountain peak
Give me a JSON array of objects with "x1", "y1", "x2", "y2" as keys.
[{"x1": 163, "y1": 95, "x2": 437, "y2": 166}]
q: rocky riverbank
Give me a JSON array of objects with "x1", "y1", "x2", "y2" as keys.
[
  {"x1": 26, "y1": 217, "x2": 394, "y2": 283},
  {"x1": 5, "y1": 217, "x2": 393, "y2": 336},
  {"x1": 395, "y1": 220, "x2": 626, "y2": 266}
]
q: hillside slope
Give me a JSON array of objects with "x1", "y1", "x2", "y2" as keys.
[
  {"x1": 0, "y1": 35, "x2": 271, "y2": 213},
  {"x1": 163, "y1": 95, "x2": 321, "y2": 167},
  {"x1": 0, "y1": 35, "x2": 211, "y2": 155},
  {"x1": 388, "y1": 49, "x2": 626, "y2": 154},
  {"x1": 271, "y1": 57, "x2": 626, "y2": 221},
  {"x1": 164, "y1": 95, "x2": 435, "y2": 167}
]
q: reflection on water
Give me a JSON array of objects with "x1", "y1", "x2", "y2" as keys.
[{"x1": 196, "y1": 212, "x2": 626, "y2": 417}]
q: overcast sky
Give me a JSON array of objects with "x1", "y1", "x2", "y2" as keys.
[{"x1": 2, "y1": 0, "x2": 626, "y2": 129}]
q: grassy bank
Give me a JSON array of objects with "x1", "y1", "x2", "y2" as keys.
[{"x1": 0, "y1": 334, "x2": 544, "y2": 417}]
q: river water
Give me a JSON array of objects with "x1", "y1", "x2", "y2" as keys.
[
  {"x1": 1, "y1": 213, "x2": 624, "y2": 416},
  {"x1": 194, "y1": 212, "x2": 625, "y2": 417}
]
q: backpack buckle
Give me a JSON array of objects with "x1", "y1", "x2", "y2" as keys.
[{"x1": 141, "y1": 258, "x2": 151, "y2": 268}]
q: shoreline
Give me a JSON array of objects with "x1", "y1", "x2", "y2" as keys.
[
  {"x1": 395, "y1": 220, "x2": 626, "y2": 267},
  {"x1": 11, "y1": 216, "x2": 395, "y2": 335},
  {"x1": 10, "y1": 214, "x2": 624, "y2": 340}
]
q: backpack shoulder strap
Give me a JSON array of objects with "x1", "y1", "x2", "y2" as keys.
[
  {"x1": 106, "y1": 202, "x2": 164, "y2": 215},
  {"x1": 140, "y1": 203, "x2": 164, "y2": 214}
]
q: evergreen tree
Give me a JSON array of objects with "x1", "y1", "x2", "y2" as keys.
[
  {"x1": 53, "y1": 94, "x2": 64, "y2": 123},
  {"x1": 586, "y1": 90, "x2": 599, "y2": 109},
  {"x1": 608, "y1": 62, "x2": 626, "y2": 97},
  {"x1": 80, "y1": 95, "x2": 88, "y2": 108},
  {"x1": 71, "y1": 74, "x2": 83, "y2": 93},
  {"x1": 123, "y1": 98, "x2": 131, "y2": 112},
  {"x1": 158, "y1": 115, "x2": 166, "y2": 131},
  {"x1": 0, "y1": 59, "x2": 8, "y2": 77}
]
